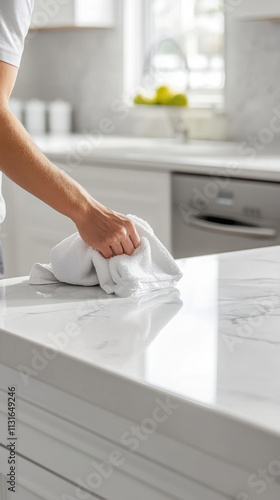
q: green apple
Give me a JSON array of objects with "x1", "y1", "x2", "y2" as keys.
[
  {"x1": 134, "y1": 94, "x2": 157, "y2": 105},
  {"x1": 155, "y1": 85, "x2": 174, "y2": 104},
  {"x1": 166, "y1": 93, "x2": 188, "y2": 106}
]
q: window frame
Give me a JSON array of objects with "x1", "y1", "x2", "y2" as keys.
[{"x1": 123, "y1": 0, "x2": 225, "y2": 109}]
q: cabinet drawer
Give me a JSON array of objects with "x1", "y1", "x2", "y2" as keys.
[{"x1": 0, "y1": 448, "x2": 99, "y2": 500}]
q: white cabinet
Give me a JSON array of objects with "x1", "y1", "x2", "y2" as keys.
[
  {"x1": 31, "y1": 0, "x2": 115, "y2": 29},
  {"x1": 70, "y1": 163, "x2": 171, "y2": 248},
  {"x1": 1, "y1": 178, "x2": 77, "y2": 279},
  {"x1": 229, "y1": 0, "x2": 280, "y2": 20},
  {"x1": 2, "y1": 163, "x2": 171, "y2": 278},
  {"x1": 0, "y1": 364, "x2": 234, "y2": 500},
  {"x1": 0, "y1": 447, "x2": 98, "y2": 500}
]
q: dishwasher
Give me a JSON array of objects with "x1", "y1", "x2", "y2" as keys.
[{"x1": 172, "y1": 173, "x2": 280, "y2": 258}]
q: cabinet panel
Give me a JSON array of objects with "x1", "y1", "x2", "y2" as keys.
[
  {"x1": 1, "y1": 178, "x2": 18, "y2": 279},
  {"x1": 0, "y1": 384, "x2": 231, "y2": 500},
  {"x1": 2, "y1": 178, "x2": 76, "y2": 278},
  {"x1": 0, "y1": 448, "x2": 98, "y2": 500},
  {"x1": 229, "y1": 0, "x2": 280, "y2": 19},
  {"x1": 2, "y1": 164, "x2": 171, "y2": 278},
  {"x1": 31, "y1": 0, "x2": 115, "y2": 29},
  {"x1": 70, "y1": 164, "x2": 171, "y2": 251}
]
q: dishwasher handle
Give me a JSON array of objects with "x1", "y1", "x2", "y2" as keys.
[{"x1": 178, "y1": 204, "x2": 277, "y2": 239}]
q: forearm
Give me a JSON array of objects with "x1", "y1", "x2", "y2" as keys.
[
  {"x1": 0, "y1": 104, "x2": 93, "y2": 223},
  {"x1": 0, "y1": 104, "x2": 141, "y2": 258},
  {"x1": 0, "y1": 55, "x2": 140, "y2": 260}
]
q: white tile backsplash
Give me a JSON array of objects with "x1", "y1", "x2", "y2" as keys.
[
  {"x1": 12, "y1": 5, "x2": 280, "y2": 141},
  {"x1": 226, "y1": 17, "x2": 280, "y2": 140}
]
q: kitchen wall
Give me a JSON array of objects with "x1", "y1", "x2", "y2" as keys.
[
  {"x1": 13, "y1": 5, "x2": 280, "y2": 141},
  {"x1": 226, "y1": 17, "x2": 280, "y2": 140},
  {"x1": 14, "y1": 3, "x2": 124, "y2": 132}
]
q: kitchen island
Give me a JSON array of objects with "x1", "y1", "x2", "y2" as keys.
[{"x1": 1, "y1": 245, "x2": 280, "y2": 499}]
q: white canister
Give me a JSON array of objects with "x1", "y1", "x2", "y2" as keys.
[
  {"x1": 9, "y1": 99, "x2": 24, "y2": 123},
  {"x1": 48, "y1": 100, "x2": 72, "y2": 135},
  {"x1": 25, "y1": 99, "x2": 47, "y2": 135}
]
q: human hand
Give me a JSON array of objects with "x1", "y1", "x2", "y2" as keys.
[{"x1": 74, "y1": 199, "x2": 141, "y2": 259}]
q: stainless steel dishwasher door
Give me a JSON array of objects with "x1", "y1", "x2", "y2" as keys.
[{"x1": 172, "y1": 173, "x2": 280, "y2": 258}]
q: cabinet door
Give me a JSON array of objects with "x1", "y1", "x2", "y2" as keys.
[
  {"x1": 229, "y1": 0, "x2": 280, "y2": 19},
  {"x1": 2, "y1": 176, "x2": 77, "y2": 278},
  {"x1": 31, "y1": 0, "x2": 115, "y2": 29},
  {"x1": 0, "y1": 450, "x2": 98, "y2": 500},
  {"x1": 1, "y1": 164, "x2": 171, "y2": 278},
  {"x1": 70, "y1": 164, "x2": 171, "y2": 251},
  {"x1": 1, "y1": 177, "x2": 17, "y2": 279}
]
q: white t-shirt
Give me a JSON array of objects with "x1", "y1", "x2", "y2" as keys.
[{"x1": 0, "y1": 0, "x2": 33, "y2": 223}]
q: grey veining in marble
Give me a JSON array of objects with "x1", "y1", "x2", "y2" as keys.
[{"x1": 1, "y1": 245, "x2": 280, "y2": 437}]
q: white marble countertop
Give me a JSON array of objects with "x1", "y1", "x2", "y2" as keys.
[
  {"x1": 33, "y1": 134, "x2": 280, "y2": 182},
  {"x1": 1, "y1": 245, "x2": 280, "y2": 439}
]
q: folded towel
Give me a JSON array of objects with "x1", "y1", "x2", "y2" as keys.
[{"x1": 29, "y1": 214, "x2": 183, "y2": 297}]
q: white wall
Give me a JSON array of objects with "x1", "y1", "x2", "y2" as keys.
[
  {"x1": 13, "y1": 1, "x2": 124, "y2": 132},
  {"x1": 12, "y1": 5, "x2": 280, "y2": 141},
  {"x1": 226, "y1": 17, "x2": 280, "y2": 140}
]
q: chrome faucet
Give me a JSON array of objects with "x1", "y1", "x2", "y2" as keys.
[
  {"x1": 143, "y1": 37, "x2": 189, "y2": 88},
  {"x1": 169, "y1": 113, "x2": 189, "y2": 142},
  {"x1": 143, "y1": 37, "x2": 189, "y2": 142}
]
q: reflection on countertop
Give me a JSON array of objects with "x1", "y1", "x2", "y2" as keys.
[{"x1": 1, "y1": 245, "x2": 280, "y2": 436}]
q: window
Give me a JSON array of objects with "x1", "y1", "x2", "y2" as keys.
[{"x1": 124, "y1": 0, "x2": 225, "y2": 108}]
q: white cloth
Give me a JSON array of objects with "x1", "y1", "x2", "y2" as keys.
[
  {"x1": 29, "y1": 215, "x2": 183, "y2": 298},
  {"x1": 0, "y1": 0, "x2": 34, "y2": 224}
]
